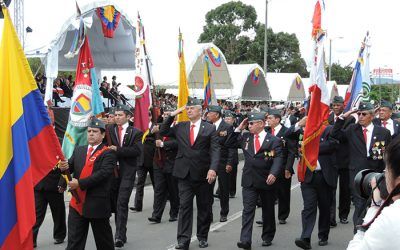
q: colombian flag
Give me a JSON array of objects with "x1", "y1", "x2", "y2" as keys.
[
  {"x1": 0, "y1": 7, "x2": 63, "y2": 249},
  {"x1": 203, "y1": 55, "x2": 212, "y2": 108}
]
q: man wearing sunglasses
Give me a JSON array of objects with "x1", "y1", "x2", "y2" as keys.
[
  {"x1": 373, "y1": 100, "x2": 400, "y2": 139},
  {"x1": 235, "y1": 112, "x2": 284, "y2": 249},
  {"x1": 331, "y1": 102, "x2": 391, "y2": 233}
]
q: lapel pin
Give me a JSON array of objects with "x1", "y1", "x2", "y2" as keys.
[{"x1": 373, "y1": 136, "x2": 377, "y2": 140}]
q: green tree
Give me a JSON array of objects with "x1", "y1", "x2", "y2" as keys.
[
  {"x1": 199, "y1": 2, "x2": 308, "y2": 76},
  {"x1": 27, "y1": 58, "x2": 44, "y2": 76},
  {"x1": 330, "y1": 63, "x2": 353, "y2": 85},
  {"x1": 370, "y1": 85, "x2": 399, "y2": 103}
]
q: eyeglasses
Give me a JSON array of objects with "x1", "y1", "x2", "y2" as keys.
[{"x1": 357, "y1": 112, "x2": 369, "y2": 116}]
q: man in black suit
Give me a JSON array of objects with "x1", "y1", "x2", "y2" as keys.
[
  {"x1": 159, "y1": 98, "x2": 220, "y2": 249},
  {"x1": 206, "y1": 105, "x2": 236, "y2": 222},
  {"x1": 59, "y1": 118, "x2": 117, "y2": 250},
  {"x1": 148, "y1": 108, "x2": 179, "y2": 223},
  {"x1": 291, "y1": 117, "x2": 339, "y2": 249},
  {"x1": 224, "y1": 111, "x2": 239, "y2": 198},
  {"x1": 328, "y1": 96, "x2": 355, "y2": 226},
  {"x1": 331, "y1": 102, "x2": 391, "y2": 232},
  {"x1": 373, "y1": 100, "x2": 400, "y2": 139},
  {"x1": 266, "y1": 109, "x2": 296, "y2": 225},
  {"x1": 32, "y1": 169, "x2": 67, "y2": 248},
  {"x1": 235, "y1": 112, "x2": 284, "y2": 249},
  {"x1": 106, "y1": 104, "x2": 143, "y2": 248}
]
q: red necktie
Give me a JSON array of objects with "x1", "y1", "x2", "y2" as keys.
[
  {"x1": 254, "y1": 134, "x2": 261, "y2": 152},
  {"x1": 271, "y1": 128, "x2": 275, "y2": 136},
  {"x1": 382, "y1": 121, "x2": 387, "y2": 128},
  {"x1": 190, "y1": 124, "x2": 195, "y2": 146},
  {"x1": 118, "y1": 125, "x2": 123, "y2": 146},
  {"x1": 86, "y1": 146, "x2": 94, "y2": 164},
  {"x1": 363, "y1": 128, "x2": 368, "y2": 143}
]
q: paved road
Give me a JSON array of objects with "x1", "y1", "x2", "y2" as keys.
[{"x1": 35, "y1": 161, "x2": 354, "y2": 249}]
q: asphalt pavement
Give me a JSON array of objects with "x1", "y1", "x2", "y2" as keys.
[{"x1": 35, "y1": 161, "x2": 354, "y2": 250}]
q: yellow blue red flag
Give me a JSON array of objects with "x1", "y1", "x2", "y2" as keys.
[{"x1": 0, "y1": 6, "x2": 63, "y2": 249}]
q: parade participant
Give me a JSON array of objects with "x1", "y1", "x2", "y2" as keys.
[
  {"x1": 106, "y1": 104, "x2": 143, "y2": 248},
  {"x1": 235, "y1": 112, "x2": 284, "y2": 249},
  {"x1": 267, "y1": 109, "x2": 296, "y2": 225},
  {"x1": 32, "y1": 168, "x2": 67, "y2": 248},
  {"x1": 373, "y1": 100, "x2": 400, "y2": 139},
  {"x1": 224, "y1": 110, "x2": 239, "y2": 198},
  {"x1": 331, "y1": 102, "x2": 391, "y2": 232},
  {"x1": 148, "y1": 107, "x2": 179, "y2": 223},
  {"x1": 328, "y1": 96, "x2": 355, "y2": 226},
  {"x1": 290, "y1": 117, "x2": 338, "y2": 249},
  {"x1": 160, "y1": 98, "x2": 220, "y2": 249},
  {"x1": 59, "y1": 118, "x2": 117, "y2": 250}
]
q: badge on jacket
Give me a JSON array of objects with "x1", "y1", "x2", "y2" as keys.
[{"x1": 219, "y1": 130, "x2": 227, "y2": 137}]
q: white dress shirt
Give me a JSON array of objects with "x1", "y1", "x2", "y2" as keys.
[
  {"x1": 254, "y1": 130, "x2": 267, "y2": 152},
  {"x1": 214, "y1": 118, "x2": 222, "y2": 131},
  {"x1": 363, "y1": 123, "x2": 374, "y2": 157},
  {"x1": 381, "y1": 119, "x2": 394, "y2": 136},
  {"x1": 272, "y1": 124, "x2": 282, "y2": 136},
  {"x1": 190, "y1": 118, "x2": 202, "y2": 143},
  {"x1": 347, "y1": 199, "x2": 400, "y2": 250},
  {"x1": 118, "y1": 122, "x2": 129, "y2": 146},
  {"x1": 87, "y1": 143, "x2": 100, "y2": 156}
]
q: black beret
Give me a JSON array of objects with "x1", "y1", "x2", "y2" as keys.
[
  {"x1": 268, "y1": 109, "x2": 282, "y2": 116},
  {"x1": 332, "y1": 96, "x2": 344, "y2": 104},
  {"x1": 247, "y1": 112, "x2": 265, "y2": 122},
  {"x1": 108, "y1": 107, "x2": 116, "y2": 115},
  {"x1": 380, "y1": 100, "x2": 393, "y2": 110},
  {"x1": 88, "y1": 117, "x2": 106, "y2": 130},
  {"x1": 115, "y1": 104, "x2": 132, "y2": 114},
  {"x1": 207, "y1": 105, "x2": 222, "y2": 114},
  {"x1": 358, "y1": 102, "x2": 374, "y2": 111},
  {"x1": 223, "y1": 110, "x2": 235, "y2": 118},
  {"x1": 186, "y1": 98, "x2": 202, "y2": 107}
]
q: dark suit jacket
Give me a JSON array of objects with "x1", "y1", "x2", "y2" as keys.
[
  {"x1": 215, "y1": 120, "x2": 236, "y2": 171},
  {"x1": 236, "y1": 131, "x2": 284, "y2": 190},
  {"x1": 106, "y1": 124, "x2": 143, "y2": 186},
  {"x1": 331, "y1": 119, "x2": 391, "y2": 173},
  {"x1": 303, "y1": 126, "x2": 338, "y2": 188},
  {"x1": 154, "y1": 136, "x2": 178, "y2": 174},
  {"x1": 328, "y1": 112, "x2": 356, "y2": 169},
  {"x1": 143, "y1": 123, "x2": 157, "y2": 168},
  {"x1": 373, "y1": 118, "x2": 400, "y2": 139},
  {"x1": 35, "y1": 168, "x2": 63, "y2": 192},
  {"x1": 159, "y1": 116, "x2": 220, "y2": 181},
  {"x1": 68, "y1": 144, "x2": 117, "y2": 218}
]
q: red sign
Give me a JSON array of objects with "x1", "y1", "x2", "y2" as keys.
[{"x1": 373, "y1": 68, "x2": 393, "y2": 77}]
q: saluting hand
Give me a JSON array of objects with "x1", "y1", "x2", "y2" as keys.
[
  {"x1": 171, "y1": 106, "x2": 186, "y2": 117},
  {"x1": 206, "y1": 170, "x2": 217, "y2": 184},
  {"x1": 238, "y1": 118, "x2": 248, "y2": 131},
  {"x1": 342, "y1": 109, "x2": 357, "y2": 119},
  {"x1": 298, "y1": 116, "x2": 307, "y2": 128},
  {"x1": 266, "y1": 174, "x2": 276, "y2": 185}
]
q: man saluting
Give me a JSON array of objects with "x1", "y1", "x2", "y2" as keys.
[{"x1": 59, "y1": 118, "x2": 117, "y2": 250}]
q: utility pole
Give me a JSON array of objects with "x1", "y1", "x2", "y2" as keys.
[
  {"x1": 13, "y1": 0, "x2": 24, "y2": 47},
  {"x1": 264, "y1": 0, "x2": 268, "y2": 76}
]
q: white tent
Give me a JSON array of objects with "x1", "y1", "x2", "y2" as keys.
[
  {"x1": 228, "y1": 64, "x2": 271, "y2": 101},
  {"x1": 267, "y1": 73, "x2": 306, "y2": 101},
  {"x1": 25, "y1": 1, "x2": 136, "y2": 91}
]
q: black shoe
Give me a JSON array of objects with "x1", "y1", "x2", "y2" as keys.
[
  {"x1": 318, "y1": 239, "x2": 328, "y2": 246},
  {"x1": 148, "y1": 217, "x2": 161, "y2": 223},
  {"x1": 115, "y1": 239, "x2": 124, "y2": 248},
  {"x1": 220, "y1": 216, "x2": 228, "y2": 222},
  {"x1": 169, "y1": 216, "x2": 178, "y2": 222},
  {"x1": 175, "y1": 243, "x2": 188, "y2": 249},
  {"x1": 213, "y1": 193, "x2": 220, "y2": 198},
  {"x1": 54, "y1": 238, "x2": 64, "y2": 244},
  {"x1": 199, "y1": 240, "x2": 208, "y2": 248},
  {"x1": 330, "y1": 221, "x2": 337, "y2": 228},
  {"x1": 237, "y1": 241, "x2": 251, "y2": 249},
  {"x1": 340, "y1": 218, "x2": 349, "y2": 224},
  {"x1": 262, "y1": 240, "x2": 272, "y2": 246},
  {"x1": 229, "y1": 192, "x2": 236, "y2": 198},
  {"x1": 295, "y1": 238, "x2": 311, "y2": 249},
  {"x1": 256, "y1": 220, "x2": 263, "y2": 225},
  {"x1": 279, "y1": 219, "x2": 286, "y2": 224},
  {"x1": 33, "y1": 242, "x2": 37, "y2": 248},
  {"x1": 129, "y1": 206, "x2": 142, "y2": 212}
]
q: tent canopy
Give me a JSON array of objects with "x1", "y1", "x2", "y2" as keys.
[
  {"x1": 228, "y1": 64, "x2": 271, "y2": 101},
  {"x1": 303, "y1": 78, "x2": 341, "y2": 102},
  {"x1": 25, "y1": 1, "x2": 136, "y2": 74},
  {"x1": 187, "y1": 43, "x2": 233, "y2": 90},
  {"x1": 267, "y1": 73, "x2": 306, "y2": 101}
]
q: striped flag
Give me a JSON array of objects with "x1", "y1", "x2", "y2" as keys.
[
  {"x1": 203, "y1": 54, "x2": 217, "y2": 108},
  {"x1": 0, "y1": 6, "x2": 63, "y2": 249}
]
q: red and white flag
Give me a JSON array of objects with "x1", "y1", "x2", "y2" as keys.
[{"x1": 298, "y1": 0, "x2": 329, "y2": 182}]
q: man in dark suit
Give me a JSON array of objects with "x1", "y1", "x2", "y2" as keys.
[
  {"x1": 224, "y1": 111, "x2": 239, "y2": 198},
  {"x1": 328, "y1": 96, "x2": 355, "y2": 226},
  {"x1": 106, "y1": 104, "x2": 143, "y2": 248},
  {"x1": 148, "y1": 108, "x2": 180, "y2": 223},
  {"x1": 159, "y1": 98, "x2": 220, "y2": 249},
  {"x1": 206, "y1": 105, "x2": 236, "y2": 222},
  {"x1": 291, "y1": 117, "x2": 339, "y2": 249},
  {"x1": 373, "y1": 100, "x2": 400, "y2": 139},
  {"x1": 331, "y1": 102, "x2": 391, "y2": 232},
  {"x1": 59, "y1": 118, "x2": 117, "y2": 250},
  {"x1": 32, "y1": 169, "x2": 67, "y2": 248},
  {"x1": 266, "y1": 109, "x2": 296, "y2": 225},
  {"x1": 235, "y1": 112, "x2": 284, "y2": 249}
]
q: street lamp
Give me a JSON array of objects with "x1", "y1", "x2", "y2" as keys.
[{"x1": 328, "y1": 36, "x2": 344, "y2": 81}]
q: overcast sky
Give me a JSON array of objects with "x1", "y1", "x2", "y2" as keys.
[{"x1": 1, "y1": 0, "x2": 399, "y2": 85}]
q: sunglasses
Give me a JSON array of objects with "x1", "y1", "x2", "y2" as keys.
[
  {"x1": 357, "y1": 112, "x2": 369, "y2": 116},
  {"x1": 248, "y1": 121, "x2": 261, "y2": 126}
]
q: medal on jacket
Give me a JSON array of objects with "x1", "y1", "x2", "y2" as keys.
[{"x1": 372, "y1": 141, "x2": 385, "y2": 160}]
